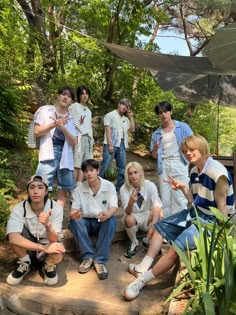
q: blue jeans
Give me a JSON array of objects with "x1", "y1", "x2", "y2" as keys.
[
  {"x1": 99, "y1": 142, "x2": 126, "y2": 192},
  {"x1": 155, "y1": 207, "x2": 217, "y2": 251},
  {"x1": 68, "y1": 217, "x2": 117, "y2": 264},
  {"x1": 36, "y1": 144, "x2": 74, "y2": 192}
]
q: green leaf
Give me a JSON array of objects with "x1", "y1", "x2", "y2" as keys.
[{"x1": 202, "y1": 292, "x2": 215, "y2": 315}]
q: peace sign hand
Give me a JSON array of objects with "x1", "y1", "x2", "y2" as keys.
[{"x1": 163, "y1": 175, "x2": 185, "y2": 191}]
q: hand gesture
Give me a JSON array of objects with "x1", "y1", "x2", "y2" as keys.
[
  {"x1": 38, "y1": 209, "x2": 52, "y2": 227},
  {"x1": 127, "y1": 107, "x2": 133, "y2": 118},
  {"x1": 129, "y1": 189, "x2": 138, "y2": 206},
  {"x1": 97, "y1": 211, "x2": 110, "y2": 222},
  {"x1": 70, "y1": 209, "x2": 83, "y2": 220},
  {"x1": 154, "y1": 141, "x2": 161, "y2": 151},
  {"x1": 164, "y1": 175, "x2": 185, "y2": 191},
  {"x1": 79, "y1": 115, "x2": 85, "y2": 125},
  {"x1": 50, "y1": 112, "x2": 69, "y2": 130},
  {"x1": 44, "y1": 242, "x2": 65, "y2": 254}
]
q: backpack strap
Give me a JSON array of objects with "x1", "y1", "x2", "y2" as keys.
[
  {"x1": 23, "y1": 199, "x2": 53, "y2": 218},
  {"x1": 23, "y1": 200, "x2": 27, "y2": 218}
]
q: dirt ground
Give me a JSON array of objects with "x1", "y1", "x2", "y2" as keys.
[{"x1": 0, "y1": 146, "x2": 185, "y2": 315}]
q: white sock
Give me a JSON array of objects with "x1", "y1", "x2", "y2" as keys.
[
  {"x1": 125, "y1": 225, "x2": 138, "y2": 244},
  {"x1": 143, "y1": 269, "x2": 155, "y2": 283},
  {"x1": 19, "y1": 254, "x2": 31, "y2": 263},
  {"x1": 136, "y1": 255, "x2": 154, "y2": 273}
]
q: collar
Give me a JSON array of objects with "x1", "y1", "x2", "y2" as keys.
[
  {"x1": 81, "y1": 177, "x2": 106, "y2": 194},
  {"x1": 198, "y1": 156, "x2": 213, "y2": 176}
]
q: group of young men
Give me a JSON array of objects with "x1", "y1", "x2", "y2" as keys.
[{"x1": 6, "y1": 86, "x2": 235, "y2": 303}]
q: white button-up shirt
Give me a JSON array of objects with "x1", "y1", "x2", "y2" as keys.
[{"x1": 72, "y1": 177, "x2": 118, "y2": 218}]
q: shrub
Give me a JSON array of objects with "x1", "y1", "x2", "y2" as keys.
[{"x1": 0, "y1": 196, "x2": 9, "y2": 241}]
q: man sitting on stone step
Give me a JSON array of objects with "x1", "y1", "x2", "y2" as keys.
[
  {"x1": 6, "y1": 175, "x2": 65, "y2": 286},
  {"x1": 120, "y1": 161, "x2": 163, "y2": 259},
  {"x1": 123, "y1": 135, "x2": 234, "y2": 301},
  {"x1": 69, "y1": 159, "x2": 117, "y2": 280}
]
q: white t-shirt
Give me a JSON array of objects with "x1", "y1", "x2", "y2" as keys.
[
  {"x1": 6, "y1": 199, "x2": 63, "y2": 244},
  {"x1": 120, "y1": 179, "x2": 162, "y2": 215},
  {"x1": 72, "y1": 177, "x2": 118, "y2": 218},
  {"x1": 162, "y1": 129, "x2": 180, "y2": 158},
  {"x1": 69, "y1": 102, "x2": 93, "y2": 139}
]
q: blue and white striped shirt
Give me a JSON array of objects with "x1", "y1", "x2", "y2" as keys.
[{"x1": 190, "y1": 157, "x2": 234, "y2": 215}]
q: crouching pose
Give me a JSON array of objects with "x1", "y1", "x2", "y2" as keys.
[
  {"x1": 124, "y1": 135, "x2": 234, "y2": 300},
  {"x1": 6, "y1": 175, "x2": 65, "y2": 286},
  {"x1": 69, "y1": 159, "x2": 117, "y2": 280},
  {"x1": 120, "y1": 162, "x2": 163, "y2": 258}
]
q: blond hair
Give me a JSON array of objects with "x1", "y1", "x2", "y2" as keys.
[
  {"x1": 181, "y1": 135, "x2": 210, "y2": 158},
  {"x1": 124, "y1": 162, "x2": 144, "y2": 190}
]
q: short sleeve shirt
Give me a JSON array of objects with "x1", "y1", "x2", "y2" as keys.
[
  {"x1": 6, "y1": 199, "x2": 63, "y2": 244},
  {"x1": 120, "y1": 179, "x2": 162, "y2": 214},
  {"x1": 72, "y1": 177, "x2": 118, "y2": 218},
  {"x1": 103, "y1": 110, "x2": 130, "y2": 148}
]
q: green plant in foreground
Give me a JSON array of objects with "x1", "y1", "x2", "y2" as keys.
[{"x1": 166, "y1": 207, "x2": 236, "y2": 315}]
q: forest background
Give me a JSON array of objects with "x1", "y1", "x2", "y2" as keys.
[{"x1": 1, "y1": 0, "x2": 236, "y2": 239}]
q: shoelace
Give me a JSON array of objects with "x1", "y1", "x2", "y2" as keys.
[
  {"x1": 17, "y1": 261, "x2": 30, "y2": 272},
  {"x1": 45, "y1": 263, "x2": 56, "y2": 272},
  {"x1": 82, "y1": 259, "x2": 90, "y2": 266},
  {"x1": 132, "y1": 277, "x2": 145, "y2": 291},
  {"x1": 97, "y1": 264, "x2": 105, "y2": 273}
]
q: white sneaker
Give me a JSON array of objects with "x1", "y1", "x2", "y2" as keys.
[
  {"x1": 43, "y1": 262, "x2": 58, "y2": 286},
  {"x1": 128, "y1": 263, "x2": 145, "y2": 278},
  {"x1": 124, "y1": 276, "x2": 146, "y2": 300}
]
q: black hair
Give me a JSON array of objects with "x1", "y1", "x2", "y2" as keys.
[
  {"x1": 76, "y1": 85, "x2": 91, "y2": 102},
  {"x1": 58, "y1": 86, "x2": 75, "y2": 101},
  {"x1": 81, "y1": 159, "x2": 99, "y2": 172},
  {"x1": 154, "y1": 101, "x2": 172, "y2": 115}
]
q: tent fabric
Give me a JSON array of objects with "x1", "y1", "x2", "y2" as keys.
[
  {"x1": 104, "y1": 43, "x2": 236, "y2": 75},
  {"x1": 105, "y1": 43, "x2": 236, "y2": 106}
]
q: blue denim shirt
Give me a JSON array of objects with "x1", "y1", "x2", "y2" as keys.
[{"x1": 150, "y1": 120, "x2": 193, "y2": 175}]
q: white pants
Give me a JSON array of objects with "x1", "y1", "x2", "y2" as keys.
[{"x1": 159, "y1": 158, "x2": 189, "y2": 217}]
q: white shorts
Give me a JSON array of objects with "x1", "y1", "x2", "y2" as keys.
[
  {"x1": 74, "y1": 135, "x2": 94, "y2": 168},
  {"x1": 122, "y1": 211, "x2": 151, "y2": 232}
]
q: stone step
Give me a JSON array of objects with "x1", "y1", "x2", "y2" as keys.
[{"x1": 63, "y1": 206, "x2": 146, "y2": 252}]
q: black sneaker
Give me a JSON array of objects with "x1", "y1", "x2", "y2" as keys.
[
  {"x1": 94, "y1": 263, "x2": 108, "y2": 280},
  {"x1": 142, "y1": 237, "x2": 149, "y2": 248},
  {"x1": 7, "y1": 261, "x2": 31, "y2": 285},
  {"x1": 43, "y1": 262, "x2": 58, "y2": 285},
  {"x1": 125, "y1": 242, "x2": 138, "y2": 259}
]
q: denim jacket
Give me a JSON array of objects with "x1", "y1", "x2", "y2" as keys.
[{"x1": 150, "y1": 120, "x2": 193, "y2": 175}]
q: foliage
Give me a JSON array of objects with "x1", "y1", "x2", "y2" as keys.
[
  {"x1": 0, "y1": 77, "x2": 29, "y2": 148},
  {"x1": 167, "y1": 207, "x2": 236, "y2": 314},
  {"x1": 0, "y1": 195, "x2": 9, "y2": 241}
]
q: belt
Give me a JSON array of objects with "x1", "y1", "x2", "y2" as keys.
[{"x1": 162, "y1": 156, "x2": 180, "y2": 160}]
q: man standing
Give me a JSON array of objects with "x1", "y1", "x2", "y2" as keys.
[
  {"x1": 150, "y1": 101, "x2": 193, "y2": 217},
  {"x1": 34, "y1": 86, "x2": 77, "y2": 208},
  {"x1": 120, "y1": 162, "x2": 163, "y2": 258},
  {"x1": 6, "y1": 175, "x2": 65, "y2": 286},
  {"x1": 124, "y1": 135, "x2": 234, "y2": 300},
  {"x1": 99, "y1": 98, "x2": 135, "y2": 192},
  {"x1": 69, "y1": 85, "x2": 94, "y2": 182},
  {"x1": 69, "y1": 159, "x2": 117, "y2": 280}
]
